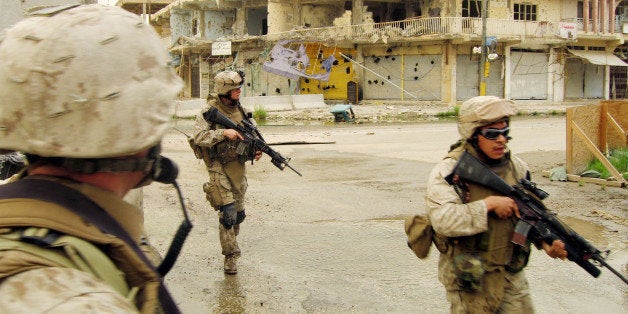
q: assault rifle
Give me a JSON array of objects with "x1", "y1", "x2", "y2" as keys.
[
  {"x1": 204, "y1": 107, "x2": 302, "y2": 176},
  {"x1": 450, "y1": 151, "x2": 627, "y2": 285}
]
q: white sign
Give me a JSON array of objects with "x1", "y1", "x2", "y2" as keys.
[
  {"x1": 212, "y1": 41, "x2": 232, "y2": 56},
  {"x1": 558, "y1": 22, "x2": 577, "y2": 40}
]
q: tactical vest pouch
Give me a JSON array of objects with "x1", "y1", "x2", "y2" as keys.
[
  {"x1": 404, "y1": 215, "x2": 433, "y2": 259},
  {"x1": 453, "y1": 253, "x2": 485, "y2": 292},
  {"x1": 188, "y1": 138, "x2": 204, "y2": 160},
  {"x1": 0, "y1": 178, "x2": 181, "y2": 314},
  {"x1": 0, "y1": 228, "x2": 130, "y2": 296},
  {"x1": 505, "y1": 244, "x2": 530, "y2": 273},
  {"x1": 215, "y1": 140, "x2": 241, "y2": 164}
]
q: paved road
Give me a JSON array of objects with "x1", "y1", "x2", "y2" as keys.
[{"x1": 143, "y1": 116, "x2": 626, "y2": 313}]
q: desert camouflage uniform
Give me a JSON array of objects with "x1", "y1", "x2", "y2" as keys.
[
  {"x1": 0, "y1": 3, "x2": 182, "y2": 312},
  {"x1": 193, "y1": 95, "x2": 251, "y2": 258},
  {"x1": 0, "y1": 176, "x2": 162, "y2": 313},
  {"x1": 426, "y1": 143, "x2": 535, "y2": 314}
]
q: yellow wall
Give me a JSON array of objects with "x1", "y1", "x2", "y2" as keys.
[{"x1": 299, "y1": 44, "x2": 356, "y2": 100}]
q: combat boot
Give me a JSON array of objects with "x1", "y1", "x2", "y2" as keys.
[{"x1": 224, "y1": 254, "x2": 238, "y2": 274}]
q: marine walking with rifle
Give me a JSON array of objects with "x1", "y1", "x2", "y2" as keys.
[
  {"x1": 424, "y1": 96, "x2": 568, "y2": 313},
  {"x1": 190, "y1": 70, "x2": 264, "y2": 274}
]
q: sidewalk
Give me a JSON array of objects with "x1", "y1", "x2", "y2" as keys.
[
  {"x1": 264, "y1": 99, "x2": 592, "y2": 123},
  {"x1": 173, "y1": 98, "x2": 598, "y2": 123}
]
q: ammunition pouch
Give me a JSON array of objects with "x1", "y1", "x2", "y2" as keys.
[
  {"x1": 213, "y1": 140, "x2": 252, "y2": 164},
  {"x1": 505, "y1": 244, "x2": 531, "y2": 273}
]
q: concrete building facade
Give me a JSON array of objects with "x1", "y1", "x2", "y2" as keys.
[{"x1": 148, "y1": 0, "x2": 628, "y2": 105}]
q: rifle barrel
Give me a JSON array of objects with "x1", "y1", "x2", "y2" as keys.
[{"x1": 596, "y1": 257, "x2": 628, "y2": 285}]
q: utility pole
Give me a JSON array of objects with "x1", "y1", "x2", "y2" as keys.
[{"x1": 479, "y1": 0, "x2": 488, "y2": 96}]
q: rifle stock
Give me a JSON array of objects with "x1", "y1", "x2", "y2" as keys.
[
  {"x1": 451, "y1": 151, "x2": 627, "y2": 285},
  {"x1": 204, "y1": 107, "x2": 302, "y2": 176}
]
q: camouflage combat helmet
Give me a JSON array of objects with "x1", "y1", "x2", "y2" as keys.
[
  {"x1": 0, "y1": 4, "x2": 183, "y2": 158},
  {"x1": 458, "y1": 96, "x2": 518, "y2": 140},
  {"x1": 214, "y1": 70, "x2": 244, "y2": 95}
]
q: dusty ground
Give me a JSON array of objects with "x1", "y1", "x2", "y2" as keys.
[{"x1": 142, "y1": 107, "x2": 627, "y2": 313}]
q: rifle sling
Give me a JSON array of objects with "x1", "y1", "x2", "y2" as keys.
[{"x1": 0, "y1": 178, "x2": 180, "y2": 314}]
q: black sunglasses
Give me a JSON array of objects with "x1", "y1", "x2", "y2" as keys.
[{"x1": 478, "y1": 127, "x2": 509, "y2": 140}]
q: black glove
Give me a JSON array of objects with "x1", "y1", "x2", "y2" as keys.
[
  {"x1": 236, "y1": 210, "x2": 246, "y2": 225},
  {"x1": 219, "y1": 203, "x2": 237, "y2": 229}
]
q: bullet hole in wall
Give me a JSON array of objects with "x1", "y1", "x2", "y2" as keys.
[
  {"x1": 343, "y1": 55, "x2": 351, "y2": 62},
  {"x1": 386, "y1": 48, "x2": 392, "y2": 53},
  {"x1": 374, "y1": 57, "x2": 380, "y2": 63},
  {"x1": 385, "y1": 56, "x2": 389, "y2": 59},
  {"x1": 368, "y1": 80, "x2": 372, "y2": 84},
  {"x1": 333, "y1": 60, "x2": 339, "y2": 65},
  {"x1": 301, "y1": 88, "x2": 305, "y2": 91},
  {"x1": 247, "y1": 82, "x2": 251, "y2": 87},
  {"x1": 415, "y1": 62, "x2": 419, "y2": 66},
  {"x1": 414, "y1": 76, "x2": 419, "y2": 80},
  {"x1": 414, "y1": 68, "x2": 417, "y2": 71},
  {"x1": 392, "y1": 57, "x2": 396, "y2": 61},
  {"x1": 387, "y1": 75, "x2": 391, "y2": 79},
  {"x1": 275, "y1": 88, "x2": 280, "y2": 93},
  {"x1": 305, "y1": 78, "x2": 310, "y2": 83},
  {"x1": 431, "y1": 60, "x2": 435, "y2": 64},
  {"x1": 381, "y1": 81, "x2": 384, "y2": 85},
  {"x1": 262, "y1": 93, "x2": 266, "y2": 96},
  {"x1": 346, "y1": 67, "x2": 350, "y2": 74},
  {"x1": 374, "y1": 80, "x2": 379, "y2": 84}
]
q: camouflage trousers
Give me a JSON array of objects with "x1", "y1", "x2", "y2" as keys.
[
  {"x1": 446, "y1": 269, "x2": 534, "y2": 314},
  {"x1": 204, "y1": 170, "x2": 247, "y2": 257}
]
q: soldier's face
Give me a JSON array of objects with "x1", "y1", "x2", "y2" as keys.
[
  {"x1": 477, "y1": 121, "x2": 509, "y2": 160},
  {"x1": 229, "y1": 88, "x2": 241, "y2": 100}
]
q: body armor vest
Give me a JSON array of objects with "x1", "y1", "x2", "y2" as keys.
[{"x1": 446, "y1": 143, "x2": 529, "y2": 272}]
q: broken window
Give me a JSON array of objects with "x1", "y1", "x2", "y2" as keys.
[
  {"x1": 514, "y1": 3, "x2": 537, "y2": 21},
  {"x1": 462, "y1": 0, "x2": 482, "y2": 17},
  {"x1": 192, "y1": 19, "x2": 198, "y2": 35}
]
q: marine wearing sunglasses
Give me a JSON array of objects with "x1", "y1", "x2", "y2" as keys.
[
  {"x1": 479, "y1": 126, "x2": 509, "y2": 140},
  {"x1": 475, "y1": 120, "x2": 510, "y2": 160}
]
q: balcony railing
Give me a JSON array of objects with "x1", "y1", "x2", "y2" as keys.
[
  {"x1": 561, "y1": 17, "x2": 626, "y2": 33},
  {"x1": 263, "y1": 17, "x2": 565, "y2": 43}
]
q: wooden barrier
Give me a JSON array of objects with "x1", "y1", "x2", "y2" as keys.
[{"x1": 565, "y1": 101, "x2": 627, "y2": 187}]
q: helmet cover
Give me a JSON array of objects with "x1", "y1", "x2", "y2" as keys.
[
  {"x1": 457, "y1": 96, "x2": 518, "y2": 139},
  {"x1": 0, "y1": 4, "x2": 183, "y2": 158},
  {"x1": 213, "y1": 70, "x2": 244, "y2": 95}
]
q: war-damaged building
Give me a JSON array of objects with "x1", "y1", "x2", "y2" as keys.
[{"x1": 147, "y1": 0, "x2": 628, "y2": 105}]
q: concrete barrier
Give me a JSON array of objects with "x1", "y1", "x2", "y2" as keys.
[
  {"x1": 291, "y1": 94, "x2": 326, "y2": 109},
  {"x1": 241, "y1": 94, "x2": 327, "y2": 112},
  {"x1": 240, "y1": 95, "x2": 293, "y2": 111},
  {"x1": 172, "y1": 99, "x2": 205, "y2": 118},
  {"x1": 172, "y1": 94, "x2": 327, "y2": 118}
]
